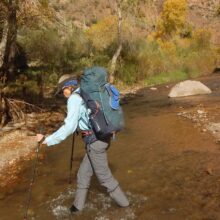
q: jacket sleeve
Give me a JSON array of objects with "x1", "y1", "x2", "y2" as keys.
[{"x1": 45, "y1": 94, "x2": 81, "y2": 146}]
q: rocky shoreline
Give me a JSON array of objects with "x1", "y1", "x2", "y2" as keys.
[
  {"x1": 177, "y1": 104, "x2": 220, "y2": 142},
  {"x1": 0, "y1": 111, "x2": 65, "y2": 188}
]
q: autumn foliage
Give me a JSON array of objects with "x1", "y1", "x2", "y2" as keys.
[
  {"x1": 85, "y1": 16, "x2": 118, "y2": 51},
  {"x1": 155, "y1": 0, "x2": 188, "y2": 39},
  {"x1": 0, "y1": 0, "x2": 218, "y2": 87}
]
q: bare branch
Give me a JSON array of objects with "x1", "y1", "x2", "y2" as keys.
[
  {"x1": 109, "y1": 0, "x2": 123, "y2": 83},
  {"x1": 7, "y1": 99, "x2": 24, "y2": 120},
  {"x1": 7, "y1": 98, "x2": 44, "y2": 112}
]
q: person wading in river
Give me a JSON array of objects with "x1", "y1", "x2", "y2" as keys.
[{"x1": 37, "y1": 71, "x2": 129, "y2": 213}]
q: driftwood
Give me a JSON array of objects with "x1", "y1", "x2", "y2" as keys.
[{"x1": 0, "y1": 94, "x2": 44, "y2": 129}]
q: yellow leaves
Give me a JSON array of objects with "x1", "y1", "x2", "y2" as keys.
[
  {"x1": 85, "y1": 16, "x2": 118, "y2": 51},
  {"x1": 162, "y1": 0, "x2": 187, "y2": 20},
  {"x1": 147, "y1": 34, "x2": 155, "y2": 43},
  {"x1": 39, "y1": 0, "x2": 49, "y2": 8},
  {"x1": 85, "y1": 15, "x2": 132, "y2": 51},
  {"x1": 191, "y1": 28, "x2": 212, "y2": 50},
  {"x1": 193, "y1": 29, "x2": 211, "y2": 43},
  {"x1": 159, "y1": 41, "x2": 177, "y2": 56},
  {"x1": 176, "y1": 38, "x2": 191, "y2": 48},
  {"x1": 153, "y1": 0, "x2": 188, "y2": 39}
]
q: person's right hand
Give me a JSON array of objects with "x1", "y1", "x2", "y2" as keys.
[{"x1": 36, "y1": 134, "x2": 45, "y2": 143}]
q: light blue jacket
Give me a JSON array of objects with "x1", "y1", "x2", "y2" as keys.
[{"x1": 45, "y1": 90, "x2": 90, "y2": 146}]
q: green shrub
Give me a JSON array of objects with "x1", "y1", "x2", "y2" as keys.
[
  {"x1": 134, "y1": 40, "x2": 175, "y2": 78},
  {"x1": 146, "y1": 71, "x2": 188, "y2": 85},
  {"x1": 191, "y1": 29, "x2": 211, "y2": 50},
  {"x1": 18, "y1": 28, "x2": 62, "y2": 67},
  {"x1": 116, "y1": 31, "x2": 217, "y2": 85},
  {"x1": 18, "y1": 26, "x2": 89, "y2": 70},
  {"x1": 116, "y1": 63, "x2": 139, "y2": 85},
  {"x1": 48, "y1": 72, "x2": 59, "y2": 85}
]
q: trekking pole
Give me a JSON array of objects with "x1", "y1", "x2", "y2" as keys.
[
  {"x1": 69, "y1": 132, "x2": 76, "y2": 184},
  {"x1": 23, "y1": 127, "x2": 44, "y2": 220}
]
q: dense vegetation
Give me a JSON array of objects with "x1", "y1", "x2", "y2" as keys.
[{"x1": 0, "y1": 0, "x2": 219, "y2": 98}]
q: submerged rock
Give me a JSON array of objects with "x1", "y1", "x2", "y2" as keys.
[
  {"x1": 150, "y1": 87, "x2": 157, "y2": 91},
  {"x1": 168, "y1": 80, "x2": 211, "y2": 98}
]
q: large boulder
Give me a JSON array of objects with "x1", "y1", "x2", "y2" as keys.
[{"x1": 168, "y1": 80, "x2": 212, "y2": 98}]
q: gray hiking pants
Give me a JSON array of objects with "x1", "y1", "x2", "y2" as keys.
[{"x1": 73, "y1": 139, "x2": 129, "y2": 210}]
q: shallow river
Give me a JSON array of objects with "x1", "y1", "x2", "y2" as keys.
[{"x1": 1, "y1": 75, "x2": 220, "y2": 220}]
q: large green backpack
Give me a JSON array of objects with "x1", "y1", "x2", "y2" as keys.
[{"x1": 80, "y1": 66, "x2": 124, "y2": 139}]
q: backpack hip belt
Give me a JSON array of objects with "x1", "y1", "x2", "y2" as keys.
[
  {"x1": 81, "y1": 130, "x2": 97, "y2": 145},
  {"x1": 81, "y1": 130, "x2": 94, "y2": 138}
]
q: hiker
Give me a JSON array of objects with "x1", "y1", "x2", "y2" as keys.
[{"x1": 36, "y1": 69, "x2": 129, "y2": 213}]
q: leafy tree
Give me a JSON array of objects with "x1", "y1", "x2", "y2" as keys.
[
  {"x1": 19, "y1": 24, "x2": 89, "y2": 72},
  {"x1": 0, "y1": 0, "x2": 55, "y2": 81},
  {"x1": 17, "y1": 0, "x2": 54, "y2": 28},
  {"x1": 87, "y1": 0, "x2": 142, "y2": 83},
  {"x1": 86, "y1": 15, "x2": 118, "y2": 51},
  {"x1": 191, "y1": 29, "x2": 211, "y2": 50},
  {"x1": 155, "y1": 0, "x2": 188, "y2": 39}
]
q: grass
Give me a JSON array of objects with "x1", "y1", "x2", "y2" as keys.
[{"x1": 145, "y1": 70, "x2": 196, "y2": 86}]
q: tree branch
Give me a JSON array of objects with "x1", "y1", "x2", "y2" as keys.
[{"x1": 109, "y1": 0, "x2": 123, "y2": 83}]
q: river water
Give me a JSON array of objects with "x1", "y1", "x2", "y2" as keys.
[{"x1": 1, "y1": 75, "x2": 220, "y2": 220}]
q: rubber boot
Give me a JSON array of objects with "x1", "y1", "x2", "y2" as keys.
[
  {"x1": 73, "y1": 188, "x2": 88, "y2": 211},
  {"x1": 109, "y1": 186, "x2": 129, "y2": 207}
]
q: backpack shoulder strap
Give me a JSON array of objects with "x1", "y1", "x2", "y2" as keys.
[{"x1": 73, "y1": 90, "x2": 93, "y2": 130}]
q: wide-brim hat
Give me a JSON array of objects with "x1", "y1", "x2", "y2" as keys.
[{"x1": 55, "y1": 74, "x2": 78, "y2": 95}]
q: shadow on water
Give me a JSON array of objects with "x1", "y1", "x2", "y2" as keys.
[{"x1": 2, "y1": 75, "x2": 220, "y2": 219}]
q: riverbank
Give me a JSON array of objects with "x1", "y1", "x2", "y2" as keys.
[{"x1": 0, "y1": 111, "x2": 64, "y2": 189}]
